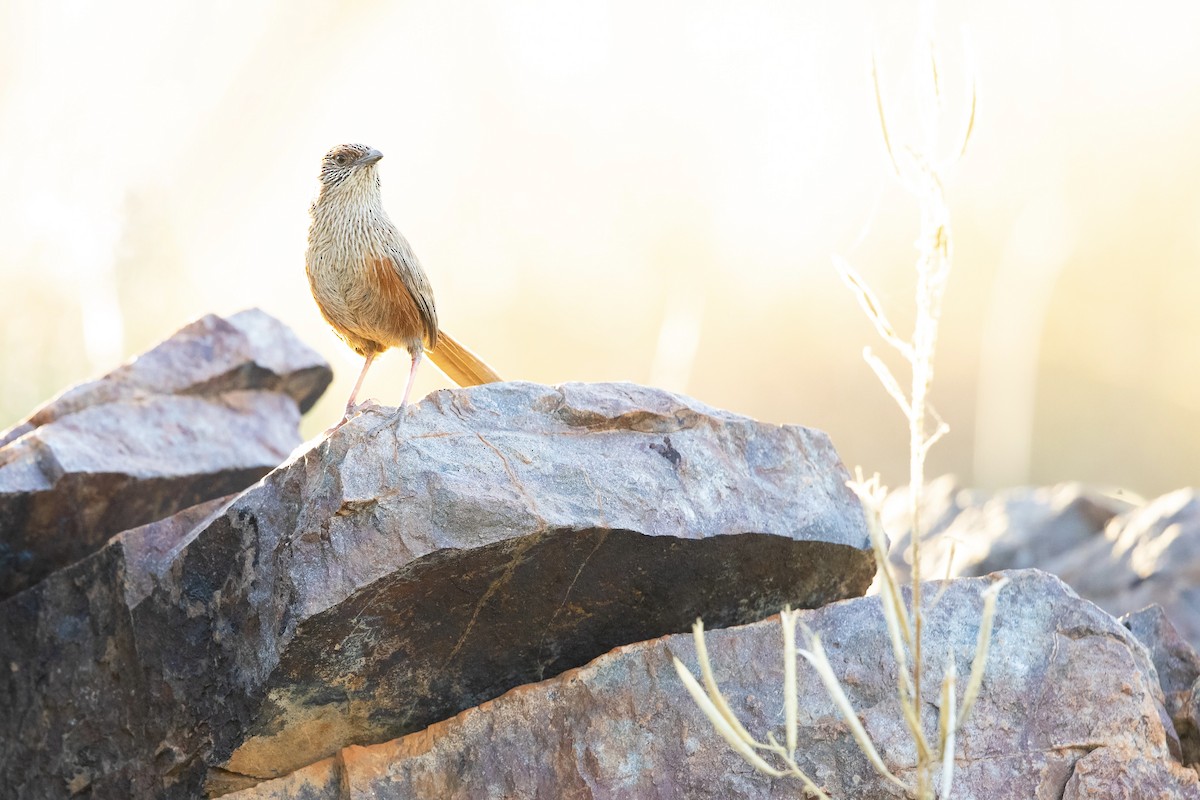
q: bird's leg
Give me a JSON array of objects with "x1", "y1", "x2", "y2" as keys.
[
  {"x1": 344, "y1": 351, "x2": 376, "y2": 420},
  {"x1": 399, "y1": 347, "x2": 424, "y2": 408}
]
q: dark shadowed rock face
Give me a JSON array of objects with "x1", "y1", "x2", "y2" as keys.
[
  {"x1": 0, "y1": 309, "x2": 331, "y2": 599},
  {"x1": 224, "y1": 571, "x2": 1200, "y2": 800},
  {"x1": 0, "y1": 545, "x2": 159, "y2": 799},
  {"x1": 2, "y1": 379, "x2": 874, "y2": 799}
]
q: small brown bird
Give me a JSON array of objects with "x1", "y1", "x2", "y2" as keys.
[{"x1": 306, "y1": 143, "x2": 500, "y2": 421}]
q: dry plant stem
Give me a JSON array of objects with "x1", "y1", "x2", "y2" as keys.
[
  {"x1": 957, "y1": 576, "x2": 1009, "y2": 731},
  {"x1": 938, "y1": 656, "x2": 957, "y2": 798},
  {"x1": 671, "y1": 658, "x2": 783, "y2": 778},
  {"x1": 782, "y1": 608, "x2": 799, "y2": 760},
  {"x1": 834, "y1": 257, "x2": 914, "y2": 362},
  {"x1": 671, "y1": 619, "x2": 832, "y2": 799},
  {"x1": 848, "y1": 471, "x2": 927, "y2": 760},
  {"x1": 690, "y1": 620, "x2": 759, "y2": 746},
  {"x1": 872, "y1": 49, "x2": 959, "y2": 800},
  {"x1": 673, "y1": 32, "x2": 985, "y2": 800},
  {"x1": 797, "y1": 623, "x2": 908, "y2": 792}
]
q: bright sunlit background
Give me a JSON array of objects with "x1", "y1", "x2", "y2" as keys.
[{"x1": 2, "y1": 1, "x2": 1198, "y2": 496}]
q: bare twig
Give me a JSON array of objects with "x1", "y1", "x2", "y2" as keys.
[
  {"x1": 938, "y1": 655, "x2": 957, "y2": 797},
  {"x1": 833, "y1": 257, "x2": 915, "y2": 361},
  {"x1": 782, "y1": 609, "x2": 799, "y2": 760},
  {"x1": 957, "y1": 577, "x2": 1008, "y2": 731},
  {"x1": 797, "y1": 623, "x2": 909, "y2": 791}
]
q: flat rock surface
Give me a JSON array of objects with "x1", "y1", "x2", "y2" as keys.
[
  {"x1": 3, "y1": 380, "x2": 873, "y2": 798},
  {"x1": 227, "y1": 570, "x2": 1200, "y2": 800}
]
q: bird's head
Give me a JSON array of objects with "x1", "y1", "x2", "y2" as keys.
[{"x1": 317, "y1": 143, "x2": 384, "y2": 193}]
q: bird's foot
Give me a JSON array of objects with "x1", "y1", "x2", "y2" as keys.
[
  {"x1": 387, "y1": 405, "x2": 408, "y2": 426},
  {"x1": 347, "y1": 398, "x2": 382, "y2": 417},
  {"x1": 322, "y1": 399, "x2": 383, "y2": 437}
]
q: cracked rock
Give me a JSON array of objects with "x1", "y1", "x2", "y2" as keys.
[{"x1": 225, "y1": 570, "x2": 1200, "y2": 800}]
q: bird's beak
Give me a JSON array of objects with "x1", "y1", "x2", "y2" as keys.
[{"x1": 358, "y1": 149, "x2": 384, "y2": 166}]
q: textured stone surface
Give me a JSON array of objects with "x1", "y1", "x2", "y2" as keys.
[
  {"x1": 145, "y1": 381, "x2": 872, "y2": 794},
  {"x1": 3, "y1": 380, "x2": 873, "y2": 798},
  {"x1": 0, "y1": 544, "x2": 159, "y2": 799},
  {"x1": 884, "y1": 480, "x2": 1200, "y2": 654},
  {"x1": 0, "y1": 309, "x2": 330, "y2": 448},
  {"x1": 1062, "y1": 750, "x2": 1200, "y2": 800},
  {"x1": 0, "y1": 496, "x2": 263, "y2": 800},
  {"x1": 0, "y1": 309, "x2": 330, "y2": 599},
  {"x1": 116, "y1": 494, "x2": 236, "y2": 607},
  {"x1": 1047, "y1": 489, "x2": 1200, "y2": 650},
  {"x1": 226, "y1": 570, "x2": 1198, "y2": 800},
  {"x1": 1123, "y1": 605, "x2": 1200, "y2": 767},
  {"x1": 0, "y1": 391, "x2": 302, "y2": 598},
  {"x1": 885, "y1": 481, "x2": 1200, "y2": 770},
  {"x1": 1191, "y1": 683, "x2": 1200, "y2": 773},
  {"x1": 883, "y1": 478, "x2": 1133, "y2": 583}
]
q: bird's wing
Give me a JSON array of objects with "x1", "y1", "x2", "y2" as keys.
[{"x1": 386, "y1": 233, "x2": 439, "y2": 348}]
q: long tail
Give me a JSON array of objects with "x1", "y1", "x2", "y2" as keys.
[{"x1": 426, "y1": 329, "x2": 502, "y2": 387}]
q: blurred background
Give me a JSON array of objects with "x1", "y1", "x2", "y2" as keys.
[{"x1": 1, "y1": 0, "x2": 1197, "y2": 497}]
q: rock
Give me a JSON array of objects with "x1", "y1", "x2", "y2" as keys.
[
  {"x1": 3, "y1": 381, "x2": 873, "y2": 798},
  {"x1": 116, "y1": 494, "x2": 236, "y2": 607},
  {"x1": 883, "y1": 478, "x2": 1133, "y2": 583},
  {"x1": 0, "y1": 391, "x2": 302, "y2": 599},
  {"x1": 0, "y1": 309, "x2": 330, "y2": 448},
  {"x1": 1047, "y1": 489, "x2": 1200, "y2": 650},
  {"x1": 0, "y1": 495, "x2": 251, "y2": 800},
  {"x1": 0, "y1": 309, "x2": 331, "y2": 599},
  {"x1": 223, "y1": 570, "x2": 1199, "y2": 800},
  {"x1": 883, "y1": 480, "x2": 1200, "y2": 656},
  {"x1": 1191, "y1": 685, "x2": 1200, "y2": 771},
  {"x1": 1123, "y1": 607, "x2": 1200, "y2": 768},
  {"x1": 0, "y1": 544, "x2": 159, "y2": 799},
  {"x1": 1062, "y1": 750, "x2": 1200, "y2": 800}
]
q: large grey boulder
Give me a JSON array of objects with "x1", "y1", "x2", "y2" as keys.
[
  {"x1": 0, "y1": 309, "x2": 330, "y2": 448},
  {"x1": 224, "y1": 570, "x2": 1200, "y2": 800},
  {"x1": 2, "y1": 380, "x2": 873, "y2": 798}
]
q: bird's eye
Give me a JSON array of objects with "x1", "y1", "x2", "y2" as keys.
[{"x1": 334, "y1": 153, "x2": 351, "y2": 166}]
